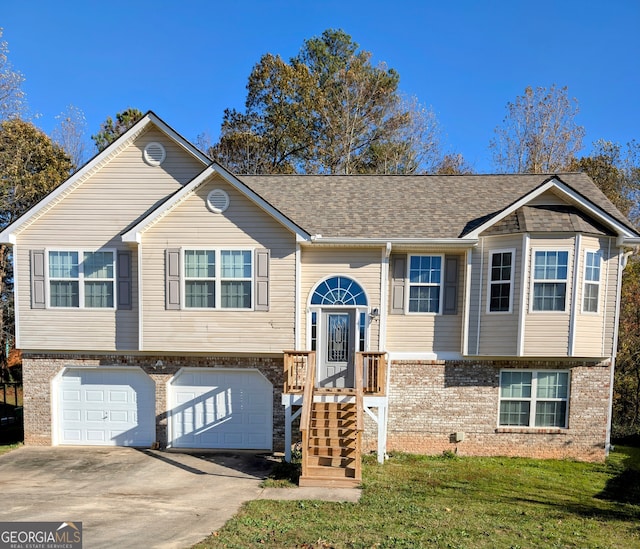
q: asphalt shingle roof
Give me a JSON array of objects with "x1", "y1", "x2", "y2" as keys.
[{"x1": 239, "y1": 173, "x2": 637, "y2": 239}]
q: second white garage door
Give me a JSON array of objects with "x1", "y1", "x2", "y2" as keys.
[{"x1": 168, "y1": 368, "x2": 272, "y2": 450}]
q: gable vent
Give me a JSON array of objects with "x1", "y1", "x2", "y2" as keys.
[
  {"x1": 143, "y1": 142, "x2": 166, "y2": 166},
  {"x1": 207, "y1": 189, "x2": 230, "y2": 213}
]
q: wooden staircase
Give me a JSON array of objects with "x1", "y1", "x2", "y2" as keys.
[
  {"x1": 300, "y1": 400, "x2": 362, "y2": 487},
  {"x1": 298, "y1": 353, "x2": 364, "y2": 488}
]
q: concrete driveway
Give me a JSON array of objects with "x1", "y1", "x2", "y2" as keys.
[{"x1": 0, "y1": 446, "x2": 274, "y2": 549}]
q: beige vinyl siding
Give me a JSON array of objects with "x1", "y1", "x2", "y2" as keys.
[
  {"x1": 573, "y1": 236, "x2": 617, "y2": 357},
  {"x1": 300, "y1": 248, "x2": 381, "y2": 351},
  {"x1": 16, "y1": 128, "x2": 205, "y2": 351},
  {"x1": 386, "y1": 252, "x2": 463, "y2": 354},
  {"x1": 476, "y1": 235, "x2": 522, "y2": 356},
  {"x1": 141, "y1": 175, "x2": 296, "y2": 353},
  {"x1": 527, "y1": 189, "x2": 570, "y2": 207},
  {"x1": 523, "y1": 235, "x2": 575, "y2": 356}
]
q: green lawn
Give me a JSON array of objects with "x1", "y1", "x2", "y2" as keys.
[{"x1": 193, "y1": 447, "x2": 640, "y2": 548}]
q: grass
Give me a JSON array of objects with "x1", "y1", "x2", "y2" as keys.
[
  {"x1": 0, "y1": 442, "x2": 22, "y2": 456},
  {"x1": 193, "y1": 447, "x2": 640, "y2": 548}
]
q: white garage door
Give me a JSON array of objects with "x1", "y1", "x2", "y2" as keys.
[
  {"x1": 57, "y1": 368, "x2": 155, "y2": 446},
  {"x1": 168, "y1": 368, "x2": 272, "y2": 450}
]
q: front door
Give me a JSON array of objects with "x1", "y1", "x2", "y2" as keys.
[{"x1": 318, "y1": 310, "x2": 355, "y2": 388}]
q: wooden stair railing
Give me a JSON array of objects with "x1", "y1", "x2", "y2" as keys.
[{"x1": 299, "y1": 354, "x2": 363, "y2": 488}]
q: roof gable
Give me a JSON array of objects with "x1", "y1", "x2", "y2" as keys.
[
  {"x1": 0, "y1": 111, "x2": 210, "y2": 244},
  {"x1": 121, "y1": 163, "x2": 310, "y2": 243}
]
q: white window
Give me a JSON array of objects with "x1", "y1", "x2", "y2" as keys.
[
  {"x1": 488, "y1": 250, "x2": 514, "y2": 313},
  {"x1": 499, "y1": 370, "x2": 569, "y2": 428},
  {"x1": 184, "y1": 249, "x2": 252, "y2": 309},
  {"x1": 532, "y1": 250, "x2": 569, "y2": 312},
  {"x1": 48, "y1": 250, "x2": 115, "y2": 308},
  {"x1": 583, "y1": 250, "x2": 602, "y2": 313},
  {"x1": 408, "y1": 255, "x2": 442, "y2": 313}
]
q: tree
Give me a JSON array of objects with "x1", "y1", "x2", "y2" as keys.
[
  {"x1": 613, "y1": 255, "x2": 640, "y2": 439},
  {"x1": 433, "y1": 153, "x2": 475, "y2": 175},
  {"x1": 569, "y1": 140, "x2": 640, "y2": 221},
  {"x1": 209, "y1": 29, "x2": 445, "y2": 175},
  {"x1": 0, "y1": 28, "x2": 26, "y2": 121},
  {"x1": 0, "y1": 119, "x2": 72, "y2": 374},
  {"x1": 51, "y1": 104, "x2": 88, "y2": 170},
  {"x1": 91, "y1": 108, "x2": 144, "y2": 152},
  {"x1": 490, "y1": 85, "x2": 585, "y2": 173}
]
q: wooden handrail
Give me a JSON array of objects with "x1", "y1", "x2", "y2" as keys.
[
  {"x1": 354, "y1": 353, "x2": 364, "y2": 483},
  {"x1": 360, "y1": 352, "x2": 387, "y2": 395},
  {"x1": 283, "y1": 351, "x2": 312, "y2": 394},
  {"x1": 299, "y1": 351, "x2": 316, "y2": 480}
]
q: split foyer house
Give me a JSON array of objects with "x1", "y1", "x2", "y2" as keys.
[{"x1": 2, "y1": 112, "x2": 638, "y2": 485}]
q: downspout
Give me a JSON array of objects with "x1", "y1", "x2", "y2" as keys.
[{"x1": 606, "y1": 249, "x2": 634, "y2": 454}]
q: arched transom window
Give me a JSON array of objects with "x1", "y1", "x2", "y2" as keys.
[{"x1": 310, "y1": 276, "x2": 368, "y2": 306}]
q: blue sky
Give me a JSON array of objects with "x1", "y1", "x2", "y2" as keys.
[{"x1": 3, "y1": 0, "x2": 639, "y2": 172}]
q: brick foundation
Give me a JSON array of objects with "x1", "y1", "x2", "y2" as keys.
[
  {"x1": 24, "y1": 354, "x2": 612, "y2": 462},
  {"x1": 365, "y1": 359, "x2": 611, "y2": 462}
]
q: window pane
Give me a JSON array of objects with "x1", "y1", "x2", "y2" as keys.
[
  {"x1": 84, "y1": 252, "x2": 114, "y2": 279},
  {"x1": 185, "y1": 281, "x2": 215, "y2": 308},
  {"x1": 50, "y1": 281, "x2": 79, "y2": 307},
  {"x1": 49, "y1": 251, "x2": 79, "y2": 278},
  {"x1": 500, "y1": 371, "x2": 532, "y2": 398},
  {"x1": 221, "y1": 250, "x2": 251, "y2": 278},
  {"x1": 533, "y1": 282, "x2": 566, "y2": 311},
  {"x1": 185, "y1": 250, "x2": 215, "y2": 278},
  {"x1": 583, "y1": 283, "x2": 599, "y2": 312},
  {"x1": 536, "y1": 372, "x2": 568, "y2": 399},
  {"x1": 585, "y1": 251, "x2": 601, "y2": 282},
  {"x1": 535, "y1": 401, "x2": 566, "y2": 427},
  {"x1": 490, "y1": 282, "x2": 511, "y2": 312},
  {"x1": 491, "y1": 252, "x2": 512, "y2": 282},
  {"x1": 534, "y1": 251, "x2": 568, "y2": 280},
  {"x1": 500, "y1": 401, "x2": 530, "y2": 426},
  {"x1": 408, "y1": 286, "x2": 440, "y2": 313},
  {"x1": 85, "y1": 281, "x2": 114, "y2": 308},
  {"x1": 409, "y1": 256, "x2": 441, "y2": 284},
  {"x1": 221, "y1": 281, "x2": 251, "y2": 308}
]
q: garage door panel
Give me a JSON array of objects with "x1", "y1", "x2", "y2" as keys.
[
  {"x1": 57, "y1": 368, "x2": 155, "y2": 447},
  {"x1": 169, "y1": 369, "x2": 272, "y2": 450}
]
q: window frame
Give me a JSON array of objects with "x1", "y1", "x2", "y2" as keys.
[
  {"x1": 498, "y1": 369, "x2": 570, "y2": 429},
  {"x1": 530, "y1": 249, "x2": 571, "y2": 313},
  {"x1": 582, "y1": 249, "x2": 602, "y2": 314},
  {"x1": 46, "y1": 248, "x2": 117, "y2": 310},
  {"x1": 407, "y1": 254, "x2": 444, "y2": 315},
  {"x1": 182, "y1": 247, "x2": 255, "y2": 310},
  {"x1": 486, "y1": 248, "x2": 515, "y2": 314}
]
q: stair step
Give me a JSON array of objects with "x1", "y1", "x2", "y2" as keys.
[
  {"x1": 308, "y1": 445, "x2": 357, "y2": 457},
  {"x1": 308, "y1": 437, "x2": 357, "y2": 448},
  {"x1": 309, "y1": 427, "x2": 357, "y2": 437},
  {"x1": 305, "y1": 465, "x2": 357, "y2": 479},
  {"x1": 307, "y1": 455, "x2": 356, "y2": 468}
]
